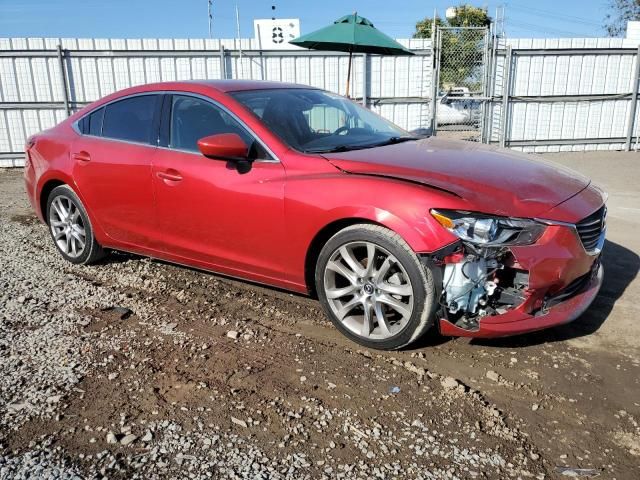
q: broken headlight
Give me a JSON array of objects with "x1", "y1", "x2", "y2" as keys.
[{"x1": 430, "y1": 209, "x2": 546, "y2": 246}]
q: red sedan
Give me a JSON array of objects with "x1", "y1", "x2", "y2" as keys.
[{"x1": 23, "y1": 80, "x2": 606, "y2": 350}]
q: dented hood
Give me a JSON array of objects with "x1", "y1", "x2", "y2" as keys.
[{"x1": 323, "y1": 137, "x2": 590, "y2": 218}]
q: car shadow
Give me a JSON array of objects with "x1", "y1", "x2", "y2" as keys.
[{"x1": 409, "y1": 240, "x2": 638, "y2": 350}]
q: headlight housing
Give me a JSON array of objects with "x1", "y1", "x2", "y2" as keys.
[{"x1": 430, "y1": 209, "x2": 546, "y2": 246}]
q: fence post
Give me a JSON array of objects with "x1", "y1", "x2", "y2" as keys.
[
  {"x1": 219, "y1": 45, "x2": 227, "y2": 79},
  {"x1": 430, "y1": 28, "x2": 440, "y2": 135},
  {"x1": 625, "y1": 45, "x2": 640, "y2": 151},
  {"x1": 56, "y1": 44, "x2": 71, "y2": 117},
  {"x1": 499, "y1": 45, "x2": 512, "y2": 149},
  {"x1": 362, "y1": 53, "x2": 368, "y2": 107},
  {"x1": 480, "y1": 29, "x2": 490, "y2": 144}
]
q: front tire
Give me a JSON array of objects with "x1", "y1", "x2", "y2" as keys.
[
  {"x1": 46, "y1": 185, "x2": 105, "y2": 265},
  {"x1": 315, "y1": 224, "x2": 436, "y2": 350}
]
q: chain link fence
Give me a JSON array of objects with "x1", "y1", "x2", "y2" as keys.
[{"x1": 432, "y1": 27, "x2": 489, "y2": 141}]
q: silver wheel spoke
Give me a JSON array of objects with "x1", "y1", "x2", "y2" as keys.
[
  {"x1": 377, "y1": 293, "x2": 412, "y2": 319},
  {"x1": 378, "y1": 282, "x2": 412, "y2": 297},
  {"x1": 65, "y1": 234, "x2": 72, "y2": 254},
  {"x1": 373, "y1": 256, "x2": 392, "y2": 284},
  {"x1": 70, "y1": 207, "x2": 80, "y2": 222},
  {"x1": 335, "y1": 296, "x2": 362, "y2": 321},
  {"x1": 363, "y1": 243, "x2": 376, "y2": 277},
  {"x1": 361, "y1": 299, "x2": 373, "y2": 337},
  {"x1": 52, "y1": 200, "x2": 66, "y2": 220},
  {"x1": 374, "y1": 302, "x2": 392, "y2": 336},
  {"x1": 339, "y1": 246, "x2": 366, "y2": 277},
  {"x1": 326, "y1": 284, "x2": 359, "y2": 300},
  {"x1": 54, "y1": 229, "x2": 66, "y2": 240},
  {"x1": 326, "y1": 260, "x2": 358, "y2": 285}
]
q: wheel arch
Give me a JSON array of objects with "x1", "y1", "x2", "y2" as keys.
[
  {"x1": 39, "y1": 178, "x2": 67, "y2": 223},
  {"x1": 304, "y1": 217, "x2": 383, "y2": 297}
]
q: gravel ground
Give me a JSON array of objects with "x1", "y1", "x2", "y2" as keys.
[{"x1": 0, "y1": 151, "x2": 639, "y2": 479}]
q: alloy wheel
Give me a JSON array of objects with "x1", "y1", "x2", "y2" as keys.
[
  {"x1": 49, "y1": 195, "x2": 86, "y2": 258},
  {"x1": 323, "y1": 241, "x2": 414, "y2": 340}
]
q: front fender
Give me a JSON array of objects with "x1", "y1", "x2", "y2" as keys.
[{"x1": 284, "y1": 171, "x2": 462, "y2": 289}]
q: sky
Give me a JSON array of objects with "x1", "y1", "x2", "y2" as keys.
[{"x1": 0, "y1": 0, "x2": 614, "y2": 40}]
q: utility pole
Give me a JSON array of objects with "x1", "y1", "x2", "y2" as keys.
[{"x1": 208, "y1": 0, "x2": 213, "y2": 38}]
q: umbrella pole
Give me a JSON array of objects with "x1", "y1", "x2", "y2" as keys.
[{"x1": 346, "y1": 49, "x2": 353, "y2": 97}]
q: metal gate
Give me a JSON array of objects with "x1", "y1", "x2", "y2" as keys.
[{"x1": 431, "y1": 26, "x2": 490, "y2": 142}]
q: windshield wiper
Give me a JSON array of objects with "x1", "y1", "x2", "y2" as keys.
[
  {"x1": 368, "y1": 136, "x2": 421, "y2": 147},
  {"x1": 303, "y1": 144, "x2": 372, "y2": 154},
  {"x1": 303, "y1": 136, "x2": 419, "y2": 154}
]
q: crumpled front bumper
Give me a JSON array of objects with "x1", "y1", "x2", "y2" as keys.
[{"x1": 439, "y1": 262, "x2": 603, "y2": 338}]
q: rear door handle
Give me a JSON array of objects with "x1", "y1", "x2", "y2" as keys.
[
  {"x1": 157, "y1": 169, "x2": 183, "y2": 182},
  {"x1": 72, "y1": 151, "x2": 91, "y2": 162}
]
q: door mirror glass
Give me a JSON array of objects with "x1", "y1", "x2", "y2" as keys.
[{"x1": 197, "y1": 133, "x2": 249, "y2": 160}]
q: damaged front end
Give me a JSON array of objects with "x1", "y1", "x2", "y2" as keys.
[
  {"x1": 428, "y1": 242, "x2": 529, "y2": 332},
  {"x1": 426, "y1": 209, "x2": 547, "y2": 332}
]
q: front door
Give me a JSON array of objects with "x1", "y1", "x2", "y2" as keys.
[{"x1": 152, "y1": 94, "x2": 286, "y2": 283}]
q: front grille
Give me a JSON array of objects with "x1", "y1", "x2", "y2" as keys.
[{"x1": 575, "y1": 205, "x2": 606, "y2": 253}]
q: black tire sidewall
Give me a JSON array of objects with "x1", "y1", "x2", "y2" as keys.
[
  {"x1": 315, "y1": 225, "x2": 435, "y2": 350},
  {"x1": 46, "y1": 185, "x2": 97, "y2": 265}
]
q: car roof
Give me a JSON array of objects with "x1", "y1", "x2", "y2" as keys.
[
  {"x1": 66, "y1": 80, "x2": 321, "y2": 124},
  {"x1": 143, "y1": 79, "x2": 314, "y2": 93}
]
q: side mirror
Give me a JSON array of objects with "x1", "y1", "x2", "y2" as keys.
[{"x1": 197, "y1": 133, "x2": 249, "y2": 161}]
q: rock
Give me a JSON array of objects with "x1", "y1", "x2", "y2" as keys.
[
  {"x1": 141, "y1": 431, "x2": 153, "y2": 442},
  {"x1": 107, "y1": 372, "x2": 118, "y2": 380},
  {"x1": 486, "y1": 370, "x2": 500, "y2": 382},
  {"x1": 327, "y1": 382, "x2": 337, "y2": 389},
  {"x1": 532, "y1": 403, "x2": 540, "y2": 411},
  {"x1": 441, "y1": 376, "x2": 459, "y2": 390},
  {"x1": 106, "y1": 432, "x2": 118, "y2": 444},
  {"x1": 300, "y1": 376, "x2": 307, "y2": 382},
  {"x1": 120, "y1": 434, "x2": 137, "y2": 446},
  {"x1": 530, "y1": 452, "x2": 540, "y2": 461},
  {"x1": 46, "y1": 395, "x2": 62, "y2": 404},
  {"x1": 226, "y1": 330, "x2": 239, "y2": 340},
  {"x1": 230, "y1": 416, "x2": 247, "y2": 428}
]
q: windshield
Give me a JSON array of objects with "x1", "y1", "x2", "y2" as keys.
[{"x1": 230, "y1": 88, "x2": 412, "y2": 153}]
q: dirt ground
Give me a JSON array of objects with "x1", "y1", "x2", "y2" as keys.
[{"x1": 0, "y1": 151, "x2": 639, "y2": 479}]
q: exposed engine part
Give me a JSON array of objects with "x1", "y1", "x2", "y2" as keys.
[
  {"x1": 434, "y1": 243, "x2": 530, "y2": 331},
  {"x1": 442, "y1": 257, "x2": 500, "y2": 315}
]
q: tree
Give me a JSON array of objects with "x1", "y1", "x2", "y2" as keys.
[
  {"x1": 413, "y1": 5, "x2": 491, "y2": 90},
  {"x1": 604, "y1": 0, "x2": 640, "y2": 36},
  {"x1": 413, "y1": 5, "x2": 491, "y2": 39}
]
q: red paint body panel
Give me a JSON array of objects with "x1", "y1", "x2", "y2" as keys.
[
  {"x1": 324, "y1": 137, "x2": 591, "y2": 218},
  {"x1": 23, "y1": 80, "x2": 606, "y2": 338}
]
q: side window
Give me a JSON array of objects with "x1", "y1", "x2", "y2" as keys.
[
  {"x1": 102, "y1": 95, "x2": 157, "y2": 144},
  {"x1": 88, "y1": 107, "x2": 104, "y2": 136},
  {"x1": 169, "y1": 95, "x2": 271, "y2": 160},
  {"x1": 78, "y1": 107, "x2": 104, "y2": 136}
]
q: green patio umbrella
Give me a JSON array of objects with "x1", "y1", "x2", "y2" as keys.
[{"x1": 290, "y1": 13, "x2": 414, "y2": 97}]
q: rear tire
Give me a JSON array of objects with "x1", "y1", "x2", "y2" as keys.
[
  {"x1": 315, "y1": 224, "x2": 436, "y2": 350},
  {"x1": 46, "y1": 185, "x2": 105, "y2": 265}
]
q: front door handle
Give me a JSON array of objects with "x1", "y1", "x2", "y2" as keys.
[
  {"x1": 72, "y1": 151, "x2": 91, "y2": 162},
  {"x1": 157, "y1": 169, "x2": 183, "y2": 182}
]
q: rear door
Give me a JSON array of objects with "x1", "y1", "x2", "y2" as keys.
[
  {"x1": 152, "y1": 93, "x2": 286, "y2": 282},
  {"x1": 72, "y1": 94, "x2": 162, "y2": 249}
]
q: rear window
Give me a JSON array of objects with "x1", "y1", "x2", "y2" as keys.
[{"x1": 101, "y1": 95, "x2": 157, "y2": 144}]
